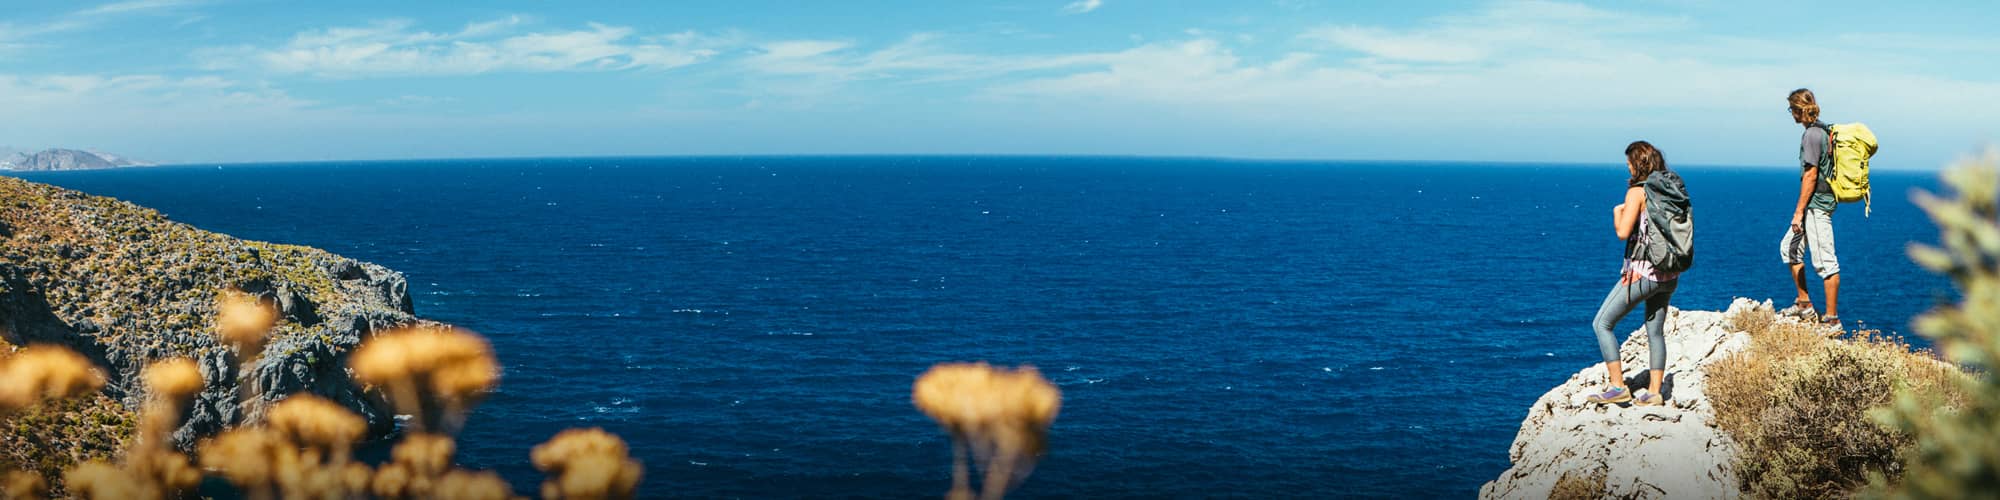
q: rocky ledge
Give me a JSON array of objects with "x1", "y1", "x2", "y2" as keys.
[
  {"x1": 1480, "y1": 298, "x2": 1776, "y2": 499},
  {"x1": 0, "y1": 175, "x2": 416, "y2": 449}
]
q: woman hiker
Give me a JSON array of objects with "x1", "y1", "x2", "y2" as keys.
[{"x1": 1585, "y1": 141, "x2": 1684, "y2": 406}]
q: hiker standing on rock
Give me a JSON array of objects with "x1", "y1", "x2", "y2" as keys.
[
  {"x1": 1585, "y1": 141, "x2": 1693, "y2": 407},
  {"x1": 1778, "y1": 88, "x2": 1844, "y2": 330}
]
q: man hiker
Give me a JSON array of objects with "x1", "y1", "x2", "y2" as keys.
[{"x1": 1778, "y1": 88, "x2": 1841, "y2": 329}]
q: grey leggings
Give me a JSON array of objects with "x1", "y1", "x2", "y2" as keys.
[{"x1": 1592, "y1": 278, "x2": 1677, "y2": 369}]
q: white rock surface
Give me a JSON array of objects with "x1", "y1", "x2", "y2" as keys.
[{"x1": 1479, "y1": 298, "x2": 1774, "y2": 500}]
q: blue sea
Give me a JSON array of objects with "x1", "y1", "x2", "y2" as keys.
[{"x1": 12, "y1": 157, "x2": 1954, "y2": 498}]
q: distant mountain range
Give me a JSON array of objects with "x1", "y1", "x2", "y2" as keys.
[{"x1": 0, "y1": 148, "x2": 152, "y2": 171}]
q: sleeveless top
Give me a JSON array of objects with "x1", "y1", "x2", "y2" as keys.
[{"x1": 1624, "y1": 215, "x2": 1681, "y2": 282}]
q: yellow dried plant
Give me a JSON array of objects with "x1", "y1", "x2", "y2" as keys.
[
  {"x1": 912, "y1": 362, "x2": 1061, "y2": 500},
  {"x1": 265, "y1": 394, "x2": 366, "y2": 459},
  {"x1": 0, "y1": 345, "x2": 106, "y2": 411},
  {"x1": 0, "y1": 470, "x2": 45, "y2": 500},
  {"x1": 216, "y1": 289, "x2": 279, "y2": 358},
  {"x1": 532, "y1": 428, "x2": 644, "y2": 500},
  {"x1": 350, "y1": 325, "x2": 500, "y2": 434}
]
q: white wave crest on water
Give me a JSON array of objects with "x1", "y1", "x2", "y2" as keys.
[{"x1": 591, "y1": 397, "x2": 640, "y2": 415}]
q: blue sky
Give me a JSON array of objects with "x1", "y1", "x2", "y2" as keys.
[{"x1": 1, "y1": 0, "x2": 1996, "y2": 168}]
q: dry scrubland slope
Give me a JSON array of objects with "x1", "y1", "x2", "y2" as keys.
[{"x1": 0, "y1": 174, "x2": 417, "y2": 465}]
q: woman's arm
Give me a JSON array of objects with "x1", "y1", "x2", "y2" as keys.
[{"x1": 1615, "y1": 186, "x2": 1645, "y2": 240}]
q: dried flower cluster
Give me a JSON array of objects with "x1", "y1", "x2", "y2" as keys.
[
  {"x1": 531, "y1": 428, "x2": 645, "y2": 500},
  {"x1": 0, "y1": 346, "x2": 105, "y2": 412},
  {"x1": 351, "y1": 325, "x2": 500, "y2": 435},
  {"x1": 49, "y1": 358, "x2": 208, "y2": 499},
  {"x1": 216, "y1": 289, "x2": 280, "y2": 358},
  {"x1": 1, "y1": 284, "x2": 650, "y2": 498},
  {"x1": 913, "y1": 362, "x2": 1062, "y2": 500},
  {"x1": 0, "y1": 470, "x2": 45, "y2": 500}
]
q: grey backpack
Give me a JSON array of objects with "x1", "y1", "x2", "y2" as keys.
[{"x1": 1629, "y1": 171, "x2": 1694, "y2": 273}]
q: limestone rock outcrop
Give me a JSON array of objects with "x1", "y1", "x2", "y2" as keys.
[
  {"x1": 0, "y1": 175, "x2": 416, "y2": 449},
  {"x1": 1480, "y1": 298, "x2": 1774, "y2": 499}
]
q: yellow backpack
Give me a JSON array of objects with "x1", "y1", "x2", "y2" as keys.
[{"x1": 1822, "y1": 122, "x2": 1878, "y2": 216}]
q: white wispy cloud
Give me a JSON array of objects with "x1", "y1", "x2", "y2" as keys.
[
  {"x1": 0, "y1": 0, "x2": 206, "y2": 57},
  {"x1": 199, "y1": 18, "x2": 728, "y2": 78},
  {"x1": 74, "y1": 0, "x2": 204, "y2": 17},
  {"x1": 739, "y1": 33, "x2": 1113, "y2": 84},
  {"x1": 1298, "y1": 0, "x2": 1687, "y2": 65},
  {"x1": 969, "y1": 0, "x2": 2000, "y2": 165},
  {"x1": 1062, "y1": 0, "x2": 1103, "y2": 14}
]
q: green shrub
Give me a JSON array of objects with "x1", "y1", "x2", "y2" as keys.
[{"x1": 1868, "y1": 152, "x2": 2000, "y2": 499}]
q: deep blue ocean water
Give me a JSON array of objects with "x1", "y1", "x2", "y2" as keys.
[{"x1": 11, "y1": 157, "x2": 1954, "y2": 498}]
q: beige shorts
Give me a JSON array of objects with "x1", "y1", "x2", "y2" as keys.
[{"x1": 1779, "y1": 209, "x2": 1839, "y2": 279}]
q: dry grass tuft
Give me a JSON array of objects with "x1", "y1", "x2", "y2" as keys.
[
  {"x1": 912, "y1": 362, "x2": 1061, "y2": 500},
  {"x1": 1728, "y1": 305, "x2": 1777, "y2": 338}
]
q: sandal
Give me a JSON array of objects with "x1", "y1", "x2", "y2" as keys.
[{"x1": 1778, "y1": 299, "x2": 1817, "y2": 319}]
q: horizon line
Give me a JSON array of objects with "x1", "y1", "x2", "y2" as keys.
[{"x1": 95, "y1": 153, "x2": 1952, "y2": 173}]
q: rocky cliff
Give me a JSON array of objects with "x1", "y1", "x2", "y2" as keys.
[
  {"x1": 1480, "y1": 298, "x2": 1774, "y2": 499},
  {"x1": 0, "y1": 175, "x2": 415, "y2": 450},
  {"x1": 0, "y1": 149, "x2": 149, "y2": 171}
]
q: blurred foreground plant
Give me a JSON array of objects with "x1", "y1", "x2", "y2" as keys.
[
  {"x1": 3, "y1": 282, "x2": 658, "y2": 498},
  {"x1": 60, "y1": 358, "x2": 205, "y2": 499},
  {"x1": 0, "y1": 345, "x2": 105, "y2": 412},
  {"x1": 351, "y1": 325, "x2": 499, "y2": 436},
  {"x1": 531, "y1": 427, "x2": 644, "y2": 499},
  {"x1": 913, "y1": 362, "x2": 1061, "y2": 500},
  {"x1": 0, "y1": 345, "x2": 106, "y2": 499},
  {"x1": 1869, "y1": 150, "x2": 2000, "y2": 498}
]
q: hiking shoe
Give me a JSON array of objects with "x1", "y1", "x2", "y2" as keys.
[
  {"x1": 1585, "y1": 386, "x2": 1632, "y2": 405},
  {"x1": 1821, "y1": 315, "x2": 1843, "y2": 332},
  {"x1": 1633, "y1": 392, "x2": 1664, "y2": 406}
]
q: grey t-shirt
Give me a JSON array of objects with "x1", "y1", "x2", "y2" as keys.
[{"x1": 1801, "y1": 125, "x2": 1837, "y2": 212}]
